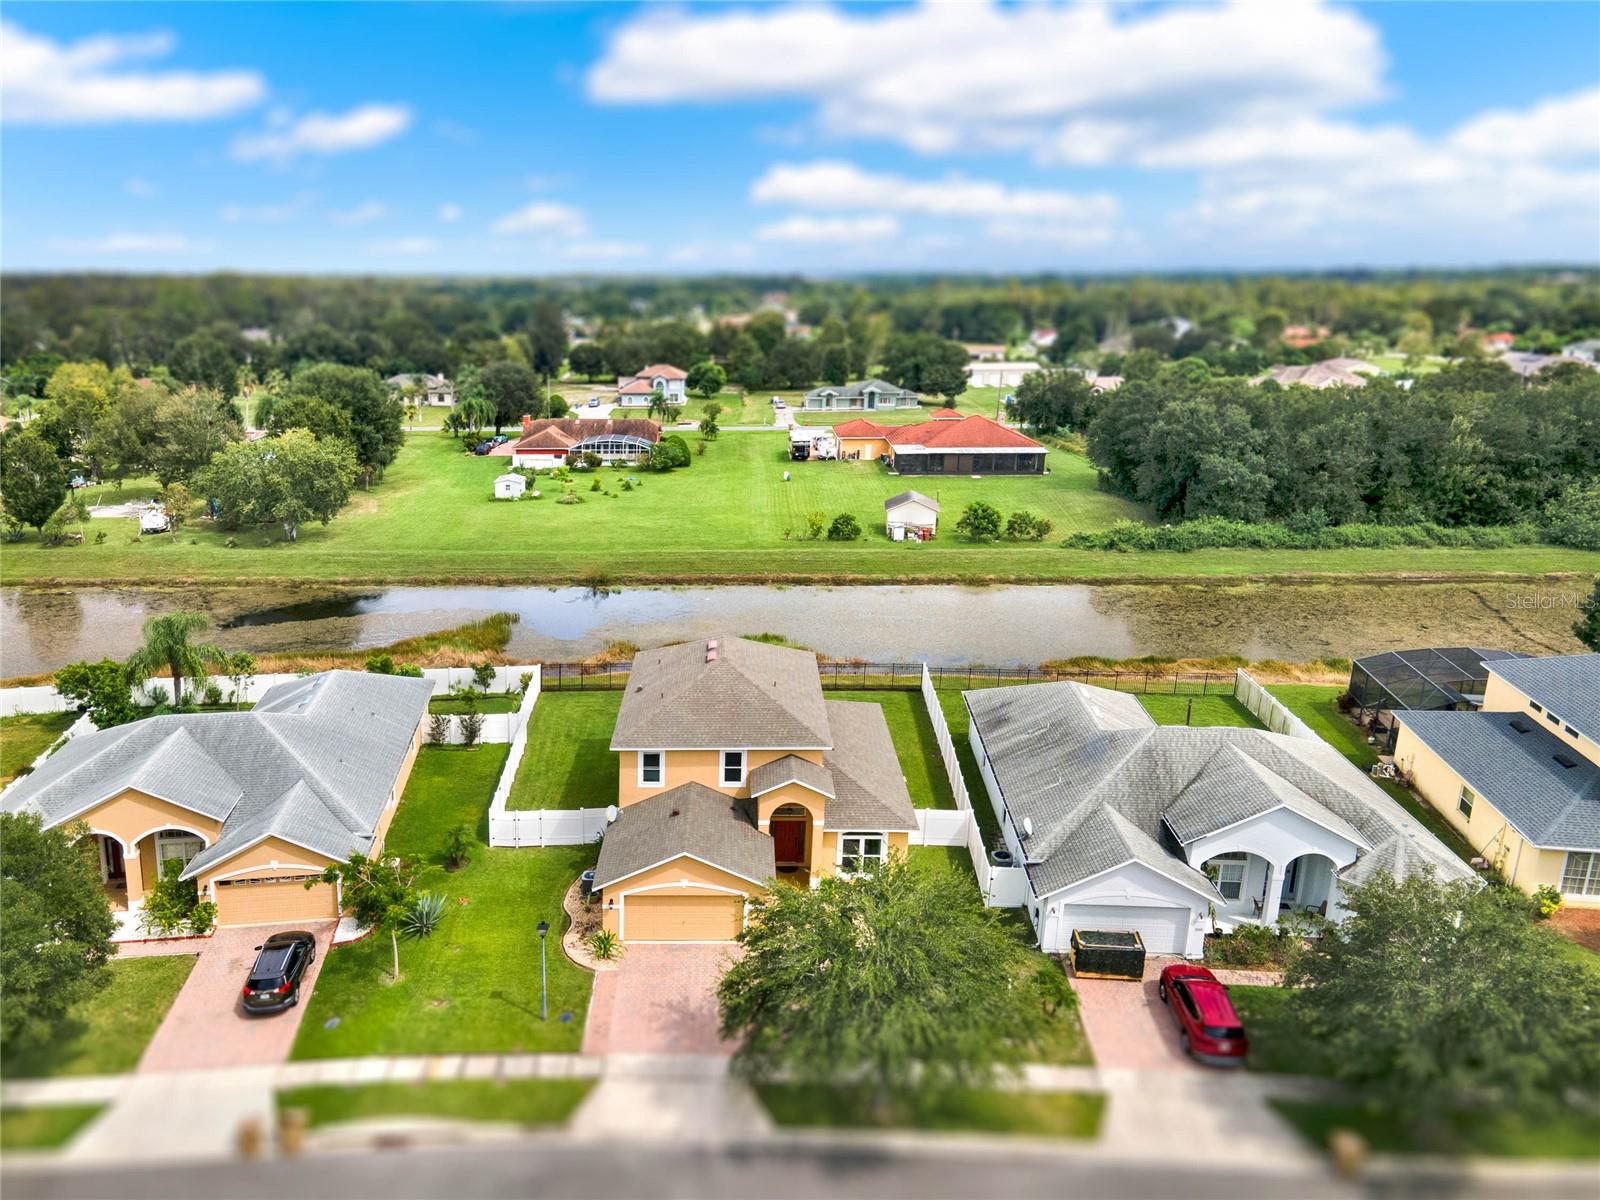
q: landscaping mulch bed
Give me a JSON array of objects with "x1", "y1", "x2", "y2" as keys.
[{"x1": 1549, "y1": 906, "x2": 1600, "y2": 953}]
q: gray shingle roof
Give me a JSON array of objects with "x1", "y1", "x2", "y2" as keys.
[
  {"x1": 3, "y1": 671, "x2": 431, "y2": 876},
  {"x1": 611, "y1": 637, "x2": 832, "y2": 750},
  {"x1": 885, "y1": 490, "x2": 939, "y2": 513},
  {"x1": 1486, "y1": 654, "x2": 1600, "y2": 743},
  {"x1": 749, "y1": 754, "x2": 834, "y2": 799},
  {"x1": 592, "y1": 782, "x2": 776, "y2": 890},
  {"x1": 965, "y1": 681, "x2": 1474, "y2": 899},
  {"x1": 803, "y1": 379, "x2": 915, "y2": 401},
  {"x1": 1395, "y1": 709, "x2": 1600, "y2": 849},
  {"x1": 821, "y1": 701, "x2": 918, "y2": 832}
]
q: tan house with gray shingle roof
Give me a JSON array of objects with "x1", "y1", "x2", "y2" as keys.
[{"x1": 594, "y1": 637, "x2": 917, "y2": 942}]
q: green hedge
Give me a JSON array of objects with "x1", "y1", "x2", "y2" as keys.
[{"x1": 1062, "y1": 517, "x2": 1546, "y2": 553}]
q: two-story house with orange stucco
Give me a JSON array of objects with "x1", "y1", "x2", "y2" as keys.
[{"x1": 592, "y1": 637, "x2": 917, "y2": 942}]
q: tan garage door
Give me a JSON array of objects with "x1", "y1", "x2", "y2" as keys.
[
  {"x1": 214, "y1": 874, "x2": 338, "y2": 926},
  {"x1": 624, "y1": 893, "x2": 744, "y2": 942}
]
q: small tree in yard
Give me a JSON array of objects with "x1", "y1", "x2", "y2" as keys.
[
  {"x1": 123, "y1": 611, "x2": 228, "y2": 708},
  {"x1": 956, "y1": 501, "x2": 1003, "y2": 541},
  {"x1": 1286, "y1": 872, "x2": 1600, "y2": 1117},
  {"x1": 427, "y1": 712, "x2": 452, "y2": 744},
  {"x1": 443, "y1": 824, "x2": 474, "y2": 871},
  {"x1": 687, "y1": 361, "x2": 726, "y2": 400},
  {"x1": 1005, "y1": 510, "x2": 1052, "y2": 541},
  {"x1": 55, "y1": 658, "x2": 139, "y2": 728},
  {"x1": 826, "y1": 512, "x2": 861, "y2": 541},
  {"x1": 314, "y1": 854, "x2": 415, "y2": 981},
  {"x1": 718, "y1": 855, "x2": 1045, "y2": 1112},
  {"x1": 0, "y1": 428, "x2": 68, "y2": 533},
  {"x1": 226, "y1": 651, "x2": 256, "y2": 709},
  {"x1": 0, "y1": 814, "x2": 117, "y2": 1055},
  {"x1": 459, "y1": 709, "x2": 485, "y2": 747}
]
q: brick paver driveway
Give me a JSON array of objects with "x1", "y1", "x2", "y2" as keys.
[
  {"x1": 1069, "y1": 962, "x2": 1197, "y2": 1072},
  {"x1": 582, "y1": 945, "x2": 739, "y2": 1056},
  {"x1": 138, "y1": 922, "x2": 336, "y2": 1073}
]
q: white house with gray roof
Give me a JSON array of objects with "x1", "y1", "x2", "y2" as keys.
[
  {"x1": 964, "y1": 681, "x2": 1475, "y2": 956},
  {"x1": 2, "y1": 671, "x2": 430, "y2": 927}
]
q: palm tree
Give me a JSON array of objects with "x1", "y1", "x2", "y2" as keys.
[
  {"x1": 646, "y1": 388, "x2": 673, "y2": 424},
  {"x1": 124, "y1": 612, "x2": 228, "y2": 708}
]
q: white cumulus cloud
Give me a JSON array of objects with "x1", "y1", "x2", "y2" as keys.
[
  {"x1": 751, "y1": 160, "x2": 1117, "y2": 222},
  {"x1": 49, "y1": 232, "x2": 207, "y2": 254},
  {"x1": 756, "y1": 214, "x2": 899, "y2": 244},
  {"x1": 437, "y1": 202, "x2": 463, "y2": 223},
  {"x1": 491, "y1": 202, "x2": 588, "y2": 237},
  {"x1": 1, "y1": 20, "x2": 265, "y2": 124},
  {"x1": 563, "y1": 241, "x2": 649, "y2": 261},
  {"x1": 366, "y1": 237, "x2": 437, "y2": 256},
  {"x1": 231, "y1": 104, "x2": 412, "y2": 163}
]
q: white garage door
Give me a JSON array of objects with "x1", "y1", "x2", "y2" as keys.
[{"x1": 1058, "y1": 904, "x2": 1190, "y2": 955}]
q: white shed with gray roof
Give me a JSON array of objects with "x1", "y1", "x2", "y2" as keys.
[{"x1": 884, "y1": 490, "x2": 939, "y2": 539}]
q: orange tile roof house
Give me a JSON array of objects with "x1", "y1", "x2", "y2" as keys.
[
  {"x1": 834, "y1": 411, "x2": 1047, "y2": 475},
  {"x1": 615, "y1": 363, "x2": 688, "y2": 407},
  {"x1": 592, "y1": 637, "x2": 917, "y2": 942},
  {"x1": 508, "y1": 416, "x2": 661, "y2": 466}
]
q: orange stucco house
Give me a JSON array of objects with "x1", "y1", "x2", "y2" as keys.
[
  {"x1": 3, "y1": 671, "x2": 430, "y2": 927},
  {"x1": 592, "y1": 637, "x2": 918, "y2": 942}
]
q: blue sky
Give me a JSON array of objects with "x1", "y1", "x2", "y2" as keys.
[{"x1": 3, "y1": 2, "x2": 1597, "y2": 275}]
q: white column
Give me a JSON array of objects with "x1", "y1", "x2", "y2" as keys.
[{"x1": 1261, "y1": 861, "x2": 1285, "y2": 925}]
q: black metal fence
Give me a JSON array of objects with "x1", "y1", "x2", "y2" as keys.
[{"x1": 538, "y1": 660, "x2": 1234, "y2": 696}]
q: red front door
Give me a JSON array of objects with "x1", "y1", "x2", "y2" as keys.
[{"x1": 772, "y1": 819, "x2": 806, "y2": 865}]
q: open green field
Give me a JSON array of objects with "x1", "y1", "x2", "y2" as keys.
[
  {"x1": 277, "y1": 1079, "x2": 594, "y2": 1129},
  {"x1": 2, "y1": 956, "x2": 196, "y2": 1079},
  {"x1": 506, "y1": 689, "x2": 956, "y2": 811},
  {"x1": 0, "y1": 711, "x2": 76, "y2": 786},
  {"x1": 292, "y1": 744, "x2": 596, "y2": 1059},
  {"x1": 6, "y1": 428, "x2": 1594, "y2": 586}
]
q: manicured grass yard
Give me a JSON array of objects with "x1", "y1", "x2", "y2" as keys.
[
  {"x1": 0, "y1": 1105, "x2": 106, "y2": 1150},
  {"x1": 1271, "y1": 1099, "x2": 1600, "y2": 1160},
  {"x1": 756, "y1": 1083, "x2": 1104, "y2": 1138},
  {"x1": 1137, "y1": 694, "x2": 1263, "y2": 728},
  {"x1": 508, "y1": 689, "x2": 956, "y2": 810},
  {"x1": 291, "y1": 745, "x2": 597, "y2": 1059},
  {"x1": 1267, "y1": 684, "x2": 1477, "y2": 863},
  {"x1": 277, "y1": 1079, "x2": 594, "y2": 1129},
  {"x1": 0, "y1": 711, "x2": 76, "y2": 786},
  {"x1": 1, "y1": 956, "x2": 196, "y2": 1079},
  {"x1": 428, "y1": 692, "x2": 522, "y2": 714}
]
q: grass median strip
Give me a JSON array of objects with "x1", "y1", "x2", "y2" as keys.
[
  {"x1": 756, "y1": 1083, "x2": 1104, "y2": 1138},
  {"x1": 0, "y1": 1105, "x2": 106, "y2": 1151},
  {"x1": 277, "y1": 1079, "x2": 595, "y2": 1130},
  {"x1": 1270, "y1": 1098, "x2": 1600, "y2": 1160}
]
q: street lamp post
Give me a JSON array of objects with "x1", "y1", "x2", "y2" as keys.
[{"x1": 536, "y1": 919, "x2": 550, "y2": 1021}]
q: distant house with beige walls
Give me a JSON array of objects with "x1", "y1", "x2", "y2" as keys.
[
  {"x1": 1392, "y1": 653, "x2": 1600, "y2": 906},
  {"x1": 2, "y1": 671, "x2": 430, "y2": 927},
  {"x1": 592, "y1": 637, "x2": 917, "y2": 942}
]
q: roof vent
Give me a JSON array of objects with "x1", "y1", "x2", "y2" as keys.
[
  {"x1": 1509, "y1": 716, "x2": 1532, "y2": 734},
  {"x1": 669, "y1": 808, "x2": 681, "y2": 818},
  {"x1": 1553, "y1": 753, "x2": 1579, "y2": 770}
]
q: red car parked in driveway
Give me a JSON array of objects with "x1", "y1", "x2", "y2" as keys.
[{"x1": 1158, "y1": 964, "x2": 1248, "y2": 1066}]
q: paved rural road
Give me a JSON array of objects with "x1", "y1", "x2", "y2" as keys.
[{"x1": 7, "y1": 1139, "x2": 1591, "y2": 1200}]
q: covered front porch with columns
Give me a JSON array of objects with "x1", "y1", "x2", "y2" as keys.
[
  {"x1": 1200, "y1": 850, "x2": 1341, "y2": 929},
  {"x1": 80, "y1": 826, "x2": 211, "y2": 912}
]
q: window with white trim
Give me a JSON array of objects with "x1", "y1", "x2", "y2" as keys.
[
  {"x1": 838, "y1": 833, "x2": 886, "y2": 874},
  {"x1": 1457, "y1": 784, "x2": 1476, "y2": 820},
  {"x1": 1208, "y1": 852, "x2": 1247, "y2": 901},
  {"x1": 638, "y1": 751, "x2": 664, "y2": 787},
  {"x1": 1561, "y1": 852, "x2": 1600, "y2": 897},
  {"x1": 155, "y1": 830, "x2": 204, "y2": 868},
  {"x1": 721, "y1": 750, "x2": 745, "y2": 786}
]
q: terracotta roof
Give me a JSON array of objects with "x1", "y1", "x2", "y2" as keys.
[
  {"x1": 512, "y1": 418, "x2": 660, "y2": 450},
  {"x1": 886, "y1": 413, "x2": 1044, "y2": 451},
  {"x1": 617, "y1": 379, "x2": 656, "y2": 395},
  {"x1": 835, "y1": 418, "x2": 893, "y2": 438},
  {"x1": 636, "y1": 363, "x2": 687, "y2": 380}
]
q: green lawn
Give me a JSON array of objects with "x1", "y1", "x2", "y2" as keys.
[
  {"x1": 1267, "y1": 684, "x2": 1477, "y2": 863},
  {"x1": 428, "y1": 693, "x2": 522, "y2": 715},
  {"x1": 506, "y1": 692, "x2": 621, "y2": 811},
  {"x1": 291, "y1": 745, "x2": 597, "y2": 1059},
  {"x1": 823, "y1": 689, "x2": 955, "y2": 809},
  {"x1": 1137, "y1": 694, "x2": 1263, "y2": 728},
  {"x1": 0, "y1": 711, "x2": 76, "y2": 786},
  {"x1": 277, "y1": 1079, "x2": 594, "y2": 1130},
  {"x1": 756, "y1": 1083, "x2": 1104, "y2": 1139},
  {"x1": 1, "y1": 956, "x2": 196, "y2": 1079},
  {"x1": 11, "y1": 426, "x2": 1581, "y2": 586},
  {"x1": 932, "y1": 689, "x2": 1001, "y2": 848},
  {"x1": 507, "y1": 689, "x2": 956, "y2": 811},
  {"x1": 0, "y1": 1105, "x2": 106, "y2": 1150},
  {"x1": 1271, "y1": 1098, "x2": 1600, "y2": 1160}
]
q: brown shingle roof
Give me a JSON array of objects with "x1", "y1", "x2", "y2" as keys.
[
  {"x1": 592, "y1": 783, "x2": 774, "y2": 889},
  {"x1": 749, "y1": 754, "x2": 835, "y2": 799},
  {"x1": 611, "y1": 637, "x2": 832, "y2": 750},
  {"x1": 821, "y1": 700, "x2": 918, "y2": 831}
]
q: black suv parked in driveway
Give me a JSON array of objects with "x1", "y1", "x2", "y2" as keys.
[{"x1": 240, "y1": 930, "x2": 317, "y2": 1014}]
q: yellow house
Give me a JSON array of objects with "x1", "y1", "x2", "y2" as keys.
[
  {"x1": 1392, "y1": 652, "x2": 1600, "y2": 906},
  {"x1": 2, "y1": 671, "x2": 430, "y2": 927},
  {"x1": 593, "y1": 637, "x2": 918, "y2": 942}
]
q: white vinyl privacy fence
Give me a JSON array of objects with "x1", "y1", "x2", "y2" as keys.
[
  {"x1": 919, "y1": 664, "x2": 1016, "y2": 904},
  {"x1": 1233, "y1": 669, "x2": 1317, "y2": 739}
]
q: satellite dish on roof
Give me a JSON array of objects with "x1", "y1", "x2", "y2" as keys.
[
  {"x1": 1022, "y1": 817, "x2": 1034, "y2": 839},
  {"x1": 606, "y1": 805, "x2": 618, "y2": 824}
]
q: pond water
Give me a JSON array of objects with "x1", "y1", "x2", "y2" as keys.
[{"x1": 0, "y1": 579, "x2": 1586, "y2": 678}]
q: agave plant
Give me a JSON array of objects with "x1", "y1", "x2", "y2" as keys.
[
  {"x1": 587, "y1": 929, "x2": 620, "y2": 961},
  {"x1": 399, "y1": 891, "x2": 447, "y2": 939}
]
